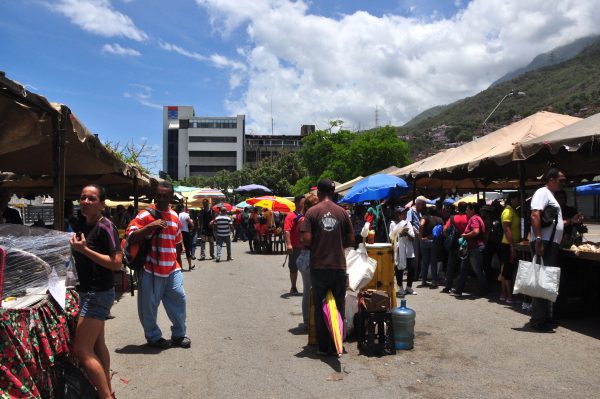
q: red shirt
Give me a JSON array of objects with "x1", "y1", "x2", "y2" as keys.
[
  {"x1": 126, "y1": 205, "x2": 183, "y2": 277},
  {"x1": 284, "y1": 212, "x2": 301, "y2": 248},
  {"x1": 464, "y1": 214, "x2": 485, "y2": 249},
  {"x1": 255, "y1": 223, "x2": 269, "y2": 236},
  {"x1": 444, "y1": 214, "x2": 468, "y2": 234}
]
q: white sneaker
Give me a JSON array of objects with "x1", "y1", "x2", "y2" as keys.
[
  {"x1": 405, "y1": 287, "x2": 416, "y2": 295},
  {"x1": 398, "y1": 287, "x2": 405, "y2": 297}
]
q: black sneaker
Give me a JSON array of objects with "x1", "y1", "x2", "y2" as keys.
[
  {"x1": 227, "y1": 257, "x2": 233, "y2": 261},
  {"x1": 215, "y1": 258, "x2": 220, "y2": 263},
  {"x1": 172, "y1": 336, "x2": 191, "y2": 348},
  {"x1": 531, "y1": 322, "x2": 555, "y2": 332},
  {"x1": 441, "y1": 287, "x2": 451, "y2": 294},
  {"x1": 451, "y1": 288, "x2": 462, "y2": 297},
  {"x1": 147, "y1": 337, "x2": 170, "y2": 349},
  {"x1": 199, "y1": 256, "x2": 206, "y2": 261}
]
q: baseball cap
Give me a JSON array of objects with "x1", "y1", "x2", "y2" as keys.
[{"x1": 317, "y1": 179, "x2": 335, "y2": 194}]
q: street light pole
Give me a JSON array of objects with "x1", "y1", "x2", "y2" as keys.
[{"x1": 478, "y1": 90, "x2": 526, "y2": 136}]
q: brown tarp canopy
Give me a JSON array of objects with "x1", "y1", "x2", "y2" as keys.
[{"x1": 0, "y1": 72, "x2": 156, "y2": 227}]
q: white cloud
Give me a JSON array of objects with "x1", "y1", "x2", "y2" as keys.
[
  {"x1": 101, "y1": 43, "x2": 141, "y2": 56},
  {"x1": 124, "y1": 84, "x2": 161, "y2": 109},
  {"x1": 196, "y1": 0, "x2": 600, "y2": 135},
  {"x1": 159, "y1": 40, "x2": 246, "y2": 87},
  {"x1": 51, "y1": 0, "x2": 148, "y2": 41}
]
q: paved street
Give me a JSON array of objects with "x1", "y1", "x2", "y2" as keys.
[{"x1": 106, "y1": 241, "x2": 600, "y2": 399}]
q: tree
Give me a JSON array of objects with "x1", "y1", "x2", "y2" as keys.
[{"x1": 104, "y1": 140, "x2": 159, "y2": 174}]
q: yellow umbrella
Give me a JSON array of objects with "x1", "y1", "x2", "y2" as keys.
[
  {"x1": 454, "y1": 195, "x2": 480, "y2": 204},
  {"x1": 247, "y1": 196, "x2": 295, "y2": 212}
]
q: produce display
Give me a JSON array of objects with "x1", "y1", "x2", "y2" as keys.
[{"x1": 569, "y1": 242, "x2": 600, "y2": 254}]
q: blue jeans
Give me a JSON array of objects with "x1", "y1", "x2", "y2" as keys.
[
  {"x1": 456, "y1": 244, "x2": 486, "y2": 294},
  {"x1": 137, "y1": 269, "x2": 186, "y2": 342},
  {"x1": 216, "y1": 235, "x2": 231, "y2": 260},
  {"x1": 420, "y1": 239, "x2": 438, "y2": 283},
  {"x1": 299, "y1": 267, "x2": 311, "y2": 325},
  {"x1": 191, "y1": 231, "x2": 198, "y2": 257},
  {"x1": 78, "y1": 288, "x2": 115, "y2": 320}
]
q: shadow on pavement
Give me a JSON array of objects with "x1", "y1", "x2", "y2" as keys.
[
  {"x1": 288, "y1": 324, "x2": 307, "y2": 335},
  {"x1": 294, "y1": 346, "x2": 342, "y2": 372},
  {"x1": 280, "y1": 292, "x2": 303, "y2": 299},
  {"x1": 557, "y1": 318, "x2": 600, "y2": 340},
  {"x1": 114, "y1": 344, "x2": 166, "y2": 355}
]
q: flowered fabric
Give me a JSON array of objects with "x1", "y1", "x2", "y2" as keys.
[{"x1": 0, "y1": 290, "x2": 79, "y2": 398}]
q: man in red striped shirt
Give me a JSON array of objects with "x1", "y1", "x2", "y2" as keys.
[{"x1": 126, "y1": 182, "x2": 190, "y2": 349}]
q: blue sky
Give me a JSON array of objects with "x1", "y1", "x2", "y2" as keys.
[{"x1": 1, "y1": 0, "x2": 598, "y2": 173}]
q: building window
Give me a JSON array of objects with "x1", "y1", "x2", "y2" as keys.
[
  {"x1": 189, "y1": 151, "x2": 237, "y2": 158},
  {"x1": 190, "y1": 165, "x2": 237, "y2": 173},
  {"x1": 167, "y1": 129, "x2": 179, "y2": 179},
  {"x1": 189, "y1": 136, "x2": 237, "y2": 143},
  {"x1": 189, "y1": 119, "x2": 237, "y2": 129}
]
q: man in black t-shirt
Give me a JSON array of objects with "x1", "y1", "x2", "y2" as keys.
[
  {"x1": 0, "y1": 190, "x2": 23, "y2": 224},
  {"x1": 300, "y1": 179, "x2": 354, "y2": 356},
  {"x1": 199, "y1": 199, "x2": 215, "y2": 260}
]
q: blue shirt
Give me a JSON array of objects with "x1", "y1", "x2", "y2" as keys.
[{"x1": 406, "y1": 207, "x2": 422, "y2": 232}]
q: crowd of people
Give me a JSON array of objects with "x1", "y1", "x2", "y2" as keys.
[{"x1": 0, "y1": 167, "x2": 589, "y2": 396}]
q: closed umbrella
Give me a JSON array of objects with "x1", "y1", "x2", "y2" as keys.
[
  {"x1": 339, "y1": 174, "x2": 409, "y2": 204},
  {"x1": 246, "y1": 196, "x2": 295, "y2": 212},
  {"x1": 322, "y1": 290, "x2": 344, "y2": 357}
]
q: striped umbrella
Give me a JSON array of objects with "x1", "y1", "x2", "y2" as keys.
[{"x1": 192, "y1": 188, "x2": 226, "y2": 199}]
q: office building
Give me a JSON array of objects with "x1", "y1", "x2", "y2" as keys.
[
  {"x1": 163, "y1": 106, "x2": 245, "y2": 178},
  {"x1": 244, "y1": 125, "x2": 313, "y2": 167}
]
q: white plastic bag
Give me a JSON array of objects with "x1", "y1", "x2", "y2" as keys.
[
  {"x1": 344, "y1": 291, "x2": 359, "y2": 339},
  {"x1": 513, "y1": 256, "x2": 561, "y2": 303},
  {"x1": 346, "y1": 243, "x2": 377, "y2": 292},
  {"x1": 360, "y1": 222, "x2": 370, "y2": 238}
]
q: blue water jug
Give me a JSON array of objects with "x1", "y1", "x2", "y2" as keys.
[{"x1": 391, "y1": 299, "x2": 416, "y2": 350}]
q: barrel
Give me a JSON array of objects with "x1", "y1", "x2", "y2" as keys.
[{"x1": 391, "y1": 299, "x2": 416, "y2": 350}]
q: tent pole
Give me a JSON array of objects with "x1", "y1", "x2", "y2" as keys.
[
  {"x1": 53, "y1": 107, "x2": 67, "y2": 231},
  {"x1": 412, "y1": 179, "x2": 417, "y2": 203},
  {"x1": 133, "y1": 176, "x2": 139, "y2": 213},
  {"x1": 518, "y1": 161, "x2": 526, "y2": 239}
]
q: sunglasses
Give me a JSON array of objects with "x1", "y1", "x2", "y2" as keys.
[{"x1": 80, "y1": 195, "x2": 99, "y2": 202}]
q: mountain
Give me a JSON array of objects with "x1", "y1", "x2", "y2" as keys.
[
  {"x1": 491, "y1": 35, "x2": 600, "y2": 87},
  {"x1": 402, "y1": 35, "x2": 600, "y2": 130},
  {"x1": 398, "y1": 40, "x2": 600, "y2": 159}
]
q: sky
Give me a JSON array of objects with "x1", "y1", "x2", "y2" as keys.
[{"x1": 2, "y1": 0, "x2": 600, "y2": 172}]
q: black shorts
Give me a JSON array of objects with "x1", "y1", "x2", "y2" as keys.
[
  {"x1": 288, "y1": 248, "x2": 301, "y2": 273},
  {"x1": 500, "y1": 243, "x2": 517, "y2": 280},
  {"x1": 182, "y1": 231, "x2": 192, "y2": 258}
]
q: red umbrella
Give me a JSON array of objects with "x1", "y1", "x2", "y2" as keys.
[{"x1": 212, "y1": 202, "x2": 233, "y2": 212}]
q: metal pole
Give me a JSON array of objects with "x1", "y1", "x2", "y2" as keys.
[
  {"x1": 53, "y1": 107, "x2": 67, "y2": 231},
  {"x1": 518, "y1": 161, "x2": 527, "y2": 239},
  {"x1": 133, "y1": 175, "x2": 139, "y2": 214}
]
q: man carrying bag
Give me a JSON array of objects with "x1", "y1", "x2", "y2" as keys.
[{"x1": 526, "y1": 168, "x2": 565, "y2": 332}]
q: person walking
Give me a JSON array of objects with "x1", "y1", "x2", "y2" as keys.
[
  {"x1": 442, "y1": 202, "x2": 469, "y2": 293},
  {"x1": 126, "y1": 181, "x2": 190, "y2": 349},
  {"x1": 284, "y1": 195, "x2": 306, "y2": 294},
  {"x1": 300, "y1": 179, "x2": 354, "y2": 356},
  {"x1": 70, "y1": 184, "x2": 121, "y2": 399},
  {"x1": 407, "y1": 196, "x2": 427, "y2": 277},
  {"x1": 500, "y1": 192, "x2": 521, "y2": 304},
  {"x1": 418, "y1": 208, "x2": 444, "y2": 288},
  {"x1": 189, "y1": 209, "x2": 199, "y2": 259},
  {"x1": 389, "y1": 207, "x2": 416, "y2": 297},
  {"x1": 529, "y1": 168, "x2": 566, "y2": 332},
  {"x1": 199, "y1": 199, "x2": 215, "y2": 260},
  {"x1": 452, "y1": 203, "x2": 487, "y2": 297},
  {"x1": 297, "y1": 194, "x2": 319, "y2": 328},
  {"x1": 177, "y1": 204, "x2": 195, "y2": 271},
  {"x1": 213, "y1": 206, "x2": 233, "y2": 262}
]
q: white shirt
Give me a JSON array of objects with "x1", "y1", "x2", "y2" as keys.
[
  {"x1": 530, "y1": 186, "x2": 564, "y2": 244},
  {"x1": 178, "y1": 212, "x2": 191, "y2": 233},
  {"x1": 389, "y1": 220, "x2": 415, "y2": 269}
]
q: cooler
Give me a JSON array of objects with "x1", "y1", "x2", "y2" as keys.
[{"x1": 363, "y1": 243, "x2": 397, "y2": 308}]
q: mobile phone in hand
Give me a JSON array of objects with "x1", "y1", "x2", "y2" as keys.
[{"x1": 76, "y1": 232, "x2": 82, "y2": 240}]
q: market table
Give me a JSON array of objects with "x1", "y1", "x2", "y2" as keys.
[
  {"x1": 0, "y1": 290, "x2": 79, "y2": 398},
  {"x1": 515, "y1": 242, "x2": 600, "y2": 317}
]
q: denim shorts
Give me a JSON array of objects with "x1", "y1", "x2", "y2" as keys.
[{"x1": 78, "y1": 288, "x2": 115, "y2": 320}]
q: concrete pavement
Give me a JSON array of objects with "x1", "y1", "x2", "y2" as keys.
[{"x1": 106, "y1": 241, "x2": 600, "y2": 398}]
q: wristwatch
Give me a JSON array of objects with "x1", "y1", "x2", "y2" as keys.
[{"x1": 535, "y1": 236, "x2": 542, "y2": 241}]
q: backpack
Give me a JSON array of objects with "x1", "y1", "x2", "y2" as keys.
[
  {"x1": 122, "y1": 208, "x2": 162, "y2": 273},
  {"x1": 432, "y1": 224, "x2": 444, "y2": 240},
  {"x1": 443, "y1": 215, "x2": 459, "y2": 251},
  {"x1": 488, "y1": 219, "x2": 504, "y2": 244}
]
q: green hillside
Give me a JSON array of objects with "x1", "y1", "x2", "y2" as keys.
[{"x1": 399, "y1": 40, "x2": 600, "y2": 158}]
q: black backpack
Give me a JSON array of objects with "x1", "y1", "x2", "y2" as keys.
[
  {"x1": 123, "y1": 208, "x2": 162, "y2": 273},
  {"x1": 443, "y1": 215, "x2": 459, "y2": 251}
]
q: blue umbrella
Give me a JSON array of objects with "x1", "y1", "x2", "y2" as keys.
[
  {"x1": 575, "y1": 183, "x2": 600, "y2": 196},
  {"x1": 233, "y1": 184, "x2": 272, "y2": 195},
  {"x1": 339, "y1": 174, "x2": 409, "y2": 203},
  {"x1": 236, "y1": 200, "x2": 249, "y2": 209}
]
